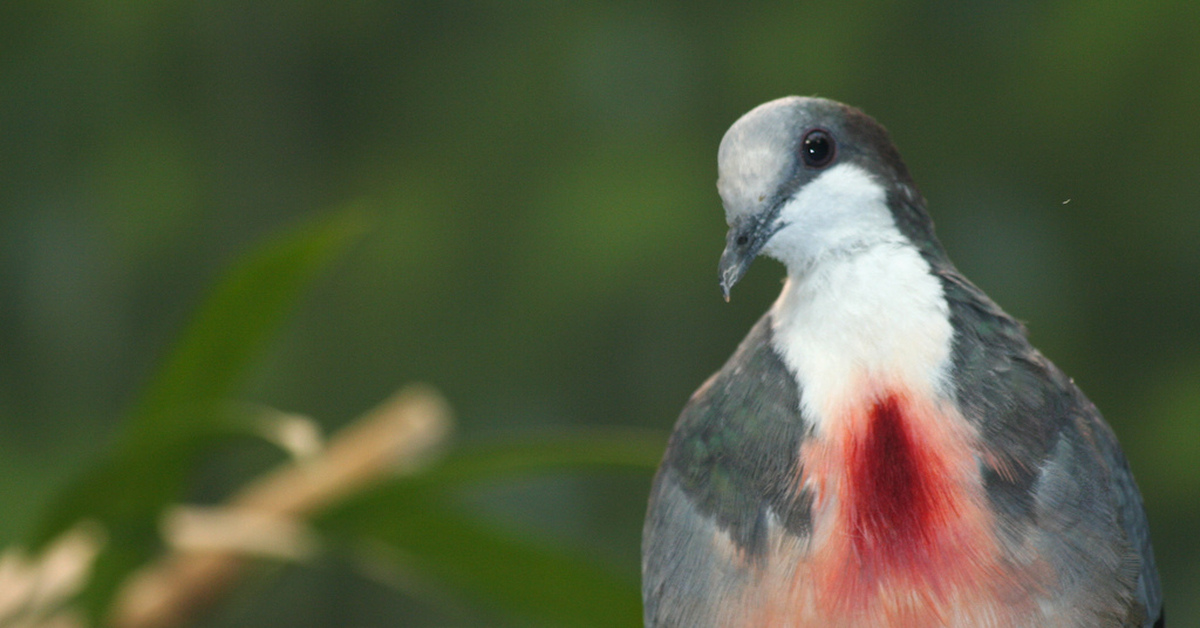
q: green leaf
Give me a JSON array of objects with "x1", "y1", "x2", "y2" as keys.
[
  {"x1": 409, "y1": 428, "x2": 665, "y2": 487},
  {"x1": 28, "y1": 210, "x2": 366, "y2": 618},
  {"x1": 124, "y1": 211, "x2": 365, "y2": 450},
  {"x1": 317, "y1": 429, "x2": 665, "y2": 627}
]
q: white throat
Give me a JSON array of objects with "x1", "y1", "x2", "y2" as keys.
[{"x1": 763, "y1": 165, "x2": 955, "y2": 434}]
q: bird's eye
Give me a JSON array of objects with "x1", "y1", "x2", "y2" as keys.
[{"x1": 801, "y1": 130, "x2": 835, "y2": 168}]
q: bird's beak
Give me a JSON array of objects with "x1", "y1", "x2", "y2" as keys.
[
  {"x1": 718, "y1": 237, "x2": 752, "y2": 302},
  {"x1": 718, "y1": 217, "x2": 769, "y2": 302}
]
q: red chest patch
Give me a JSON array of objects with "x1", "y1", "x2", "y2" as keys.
[
  {"x1": 742, "y1": 387, "x2": 1031, "y2": 626},
  {"x1": 845, "y1": 393, "x2": 953, "y2": 585}
]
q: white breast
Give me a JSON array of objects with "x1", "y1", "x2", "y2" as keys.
[{"x1": 764, "y1": 165, "x2": 955, "y2": 434}]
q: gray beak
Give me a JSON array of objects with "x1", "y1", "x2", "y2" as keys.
[
  {"x1": 718, "y1": 233, "x2": 754, "y2": 302},
  {"x1": 718, "y1": 216, "x2": 773, "y2": 301}
]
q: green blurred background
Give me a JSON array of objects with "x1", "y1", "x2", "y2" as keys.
[{"x1": 1, "y1": 0, "x2": 1197, "y2": 625}]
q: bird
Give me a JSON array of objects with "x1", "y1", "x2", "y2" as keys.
[{"x1": 642, "y1": 96, "x2": 1162, "y2": 628}]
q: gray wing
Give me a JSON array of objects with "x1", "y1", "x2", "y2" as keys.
[
  {"x1": 1087, "y1": 401, "x2": 1164, "y2": 627},
  {"x1": 642, "y1": 314, "x2": 811, "y2": 628},
  {"x1": 939, "y1": 268, "x2": 1163, "y2": 627}
]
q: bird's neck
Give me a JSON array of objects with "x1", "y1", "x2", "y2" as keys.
[{"x1": 768, "y1": 240, "x2": 955, "y2": 435}]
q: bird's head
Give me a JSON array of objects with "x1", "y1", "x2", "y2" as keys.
[{"x1": 716, "y1": 96, "x2": 923, "y2": 300}]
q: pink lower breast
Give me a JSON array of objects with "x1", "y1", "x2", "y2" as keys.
[{"x1": 776, "y1": 389, "x2": 1022, "y2": 625}]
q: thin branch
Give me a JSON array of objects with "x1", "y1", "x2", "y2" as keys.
[{"x1": 108, "y1": 384, "x2": 453, "y2": 628}]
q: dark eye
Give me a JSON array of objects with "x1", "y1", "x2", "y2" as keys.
[{"x1": 801, "y1": 130, "x2": 835, "y2": 168}]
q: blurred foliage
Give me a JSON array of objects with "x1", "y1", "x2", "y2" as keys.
[
  {"x1": 28, "y1": 211, "x2": 365, "y2": 618},
  {"x1": 316, "y1": 431, "x2": 665, "y2": 627},
  {"x1": 8, "y1": 212, "x2": 662, "y2": 626},
  {"x1": 1, "y1": 0, "x2": 1198, "y2": 625}
]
